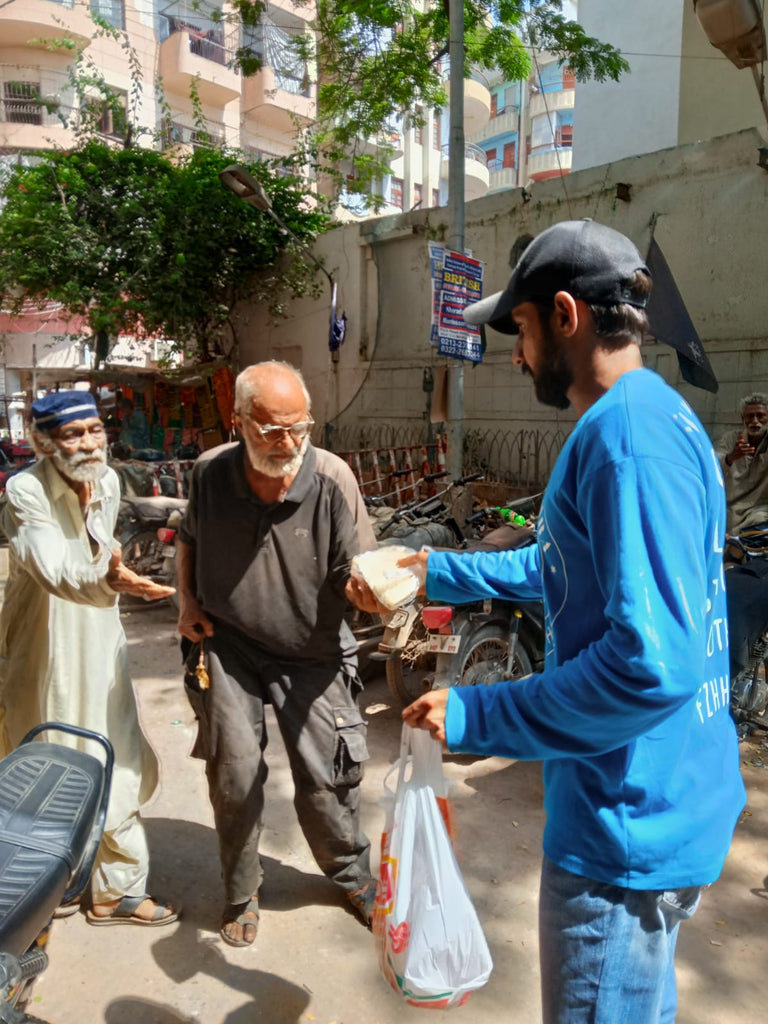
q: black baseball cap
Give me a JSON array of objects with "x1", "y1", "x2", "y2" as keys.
[{"x1": 463, "y1": 220, "x2": 651, "y2": 335}]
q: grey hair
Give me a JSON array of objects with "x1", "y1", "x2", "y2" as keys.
[
  {"x1": 234, "y1": 360, "x2": 311, "y2": 415},
  {"x1": 740, "y1": 393, "x2": 768, "y2": 413},
  {"x1": 29, "y1": 427, "x2": 55, "y2": 457}
]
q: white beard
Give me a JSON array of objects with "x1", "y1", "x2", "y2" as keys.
[
  {"x1": 51, "y1": 446, "x2": 108, "y2": 483},
  {"x1": 243, "y1": 434, "x2": 308, "y2": 478}
]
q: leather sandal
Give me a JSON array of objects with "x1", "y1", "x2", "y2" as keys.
[
  {"x1": 347, "y1": 879, "x2": 378, "y2": 928},
  {"x1": 220, "y1": 897, "x2": 260, "y2": 947},
  {"x1": 85, "y1": 894, "x2": 180, "y2": 927}
]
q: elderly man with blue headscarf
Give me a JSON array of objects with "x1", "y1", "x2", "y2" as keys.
[{"x1": 0, "y1": 390, "x2": 180, "y2": 927}]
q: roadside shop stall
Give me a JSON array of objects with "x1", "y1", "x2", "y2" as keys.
[{"x1": 26, "y1": 361, "x2": 236, "y2": 498}]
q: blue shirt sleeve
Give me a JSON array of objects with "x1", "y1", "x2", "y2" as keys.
[
  {"x1": 444, "y1": 454, "x2": 717, "y2": 760},
  {"x1": 427, "y1": 543, "x2": 543, "y2": 603}
]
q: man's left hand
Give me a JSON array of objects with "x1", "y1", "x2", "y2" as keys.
[
  {"x1": 345, "y1": 574, "x2": 387, "y2": 614},
  {"x1": 402, "y1": 688, "x2": 450, "y2": 746},
  {"x1": 107, "y1": 549, "x2": 176, "y2": 602}
]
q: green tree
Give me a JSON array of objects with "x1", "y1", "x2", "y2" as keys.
[
  {"x1": 0, "y1": 141, "x2": 328, "y2": 364},
  {"x1": 264, "y1": 0, "x2": 630, "y2": 199}
]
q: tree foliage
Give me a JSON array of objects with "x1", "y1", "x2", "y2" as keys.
[
  {"x1": 0, "y1": 142, "x2": 328, "y2": 364},
  {"x1": 275, "y1": 0, "x2": 630, "y2": 198}
]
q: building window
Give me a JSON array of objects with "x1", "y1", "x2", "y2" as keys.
[
  {"x1": 432, "y1": 188, "x2": 440, "y2": 207},
  {"x1": 503, "y1": 141, "x2": 516, "y2": 168},
  {"x1": 90, "y1": 0, "x2": 125, "y2": 30},
  {"x1": 490, "y1": 93, "x2": 498, "y2": 118},
  {"x1": 486, "y1": 147, "x2": 499, "y2": 171},
  {"x1": 432, "y1": 115, "x2": 440, "y2": 150},
  {"x1": 562, "y1": 66, "x2": 575, "y2": 90},
  {"x1": 413, "y1": 183, "x2": 422, "y2": 208},
  {"x1": 556, "y1": 124, "x2": 573, "y2": 148},
  {"x1": 504, "y1": 85, "x2": 517, "y2": 111},
  {"x1": 2, "y1": 82, "x2": 42, "y2": 125},
  {"x1": 88, "y1": 92, "x2": 127, "y2": 138},
  {"x1": 391, "y1": 177, "x2": 404, "y2": 210}
]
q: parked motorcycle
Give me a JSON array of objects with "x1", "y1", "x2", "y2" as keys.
[
  {"x1": 117, "y1": 495, "x2": 187, "y2": 605},
  {"x1": 368, "y1": 490, "x2": 546, "y2": 707},
  {"x1": 384, "y1": 518, "x2": 545, "y2": 707},
  {"x1": 725, "y1": 528, "x2": 768, "y2": 737},
  {"x1": 351, "y1": 474, "x2": 480, "y2": 677},
  {"x1": 0, "y1": 723, "x2": 113, "y2": 1022}
]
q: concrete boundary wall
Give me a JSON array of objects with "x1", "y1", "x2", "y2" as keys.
[{"x1": 241, "y1": 128, "x2": 768, "y2": 447}]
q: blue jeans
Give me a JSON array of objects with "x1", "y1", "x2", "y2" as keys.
[{"x1": 539, "y1": 856, "x2": 702, "y2": 1024}]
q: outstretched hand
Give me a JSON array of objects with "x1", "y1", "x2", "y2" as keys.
[
  {"x1": 402, "y1": 688, "x2": 450, "y2": 746},
  {"x1": 107, "y1": 549, "x2": 176, "y2": 602},
  {"x1": 345, "y1": 549, "x2": 431, "y2": 615}
]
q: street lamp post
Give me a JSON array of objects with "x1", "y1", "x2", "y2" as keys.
[{"x1": 446, "y1": 0, "x2": 465, "y2": 480}]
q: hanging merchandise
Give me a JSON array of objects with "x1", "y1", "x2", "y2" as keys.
[
  {"x1": 211, "y1": 366, "x2": 235, "y2": 431},
  {"x1": 373, "y1": 725, "x2": 493, "y2": 1008},
  {"x1": 197, "y1": 381, "x2": 219, "y2": 431}
]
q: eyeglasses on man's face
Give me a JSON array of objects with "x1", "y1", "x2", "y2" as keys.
[{"x1": 247, "y1": 418, "x2": 315, "y2": 444}]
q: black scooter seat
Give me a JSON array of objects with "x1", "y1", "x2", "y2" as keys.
[{"x1": 0, "y1": 743, "x2": 104, "y2": 956}]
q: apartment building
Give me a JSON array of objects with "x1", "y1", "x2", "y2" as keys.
[
  {"x1": 0, "y1": 0, "x2": 315, "y2": 425},
  {"x1": 0, "y1": 0, "x2": 315, "y2": 171},
  {"x1": 572, "y1": 0, "x2": 765, "y2": 171}
]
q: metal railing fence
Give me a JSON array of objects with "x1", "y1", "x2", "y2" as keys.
[{"x1": 319, "y1": 424, "x2": 568, "y2": 495}]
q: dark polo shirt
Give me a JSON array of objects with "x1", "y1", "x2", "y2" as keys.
[{"x1": 179, "y1": 442, "x2": 376, "y2": 665}]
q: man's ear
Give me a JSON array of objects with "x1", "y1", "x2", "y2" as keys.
[
  {"x1": 31, "y1": 429, "x2": 54, "y2": 455},
  {"x1": 552, "y1": 291, "x2": 580, "y2": 338}
]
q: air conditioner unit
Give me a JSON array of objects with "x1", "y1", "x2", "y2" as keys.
[{"x1": 694, "y1": 0, "x2": 766, "y2": 69}]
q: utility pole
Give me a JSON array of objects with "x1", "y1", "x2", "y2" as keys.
[{"x1": 446, "y1": 0, "x2": 465, "y2": 479}]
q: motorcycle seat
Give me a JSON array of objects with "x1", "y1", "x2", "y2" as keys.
[
  {"x1": 120, "y1": 496, "x2": 188, "y2": 522},
  {"x1": 0, "y1": 743, "x2": 104, "y2": 957}
]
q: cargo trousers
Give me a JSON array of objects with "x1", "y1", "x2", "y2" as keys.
[{"x1": 184, "y1": 624, "x2": 372, "y2": 906}]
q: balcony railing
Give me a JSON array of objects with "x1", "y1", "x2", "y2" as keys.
[
  {"x1": 441, "y1": 142, "x2": 488, "y2": 165},
  {"x1": 163, "y1": 119, "x2": 227, "y2": 149},
  {"x1": 490, "y1": 103, "x2": 518, "y2": 119},
  {"x1": 163, "y1": 16, "x2": 230, "y2": 66},
  {"x1": 0, "y1": 97, "x2": 72, "y2": 128}
]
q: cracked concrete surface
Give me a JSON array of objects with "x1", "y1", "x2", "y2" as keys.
[{"x1": 3, "y1": 584, "x2": 766, "y2": 1024}]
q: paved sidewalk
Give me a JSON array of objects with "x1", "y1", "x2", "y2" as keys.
[{"x1": 0, "y1": 555, "x2": 764, "y2": 1022}]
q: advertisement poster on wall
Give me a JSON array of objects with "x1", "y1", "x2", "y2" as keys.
[{"x1": 428, "y1": 242, "x2": 484, "y2": 363}]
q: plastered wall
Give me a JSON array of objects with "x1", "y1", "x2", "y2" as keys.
[{"x1": 240, "y1": 128, "x2": 768, "y2": 445}]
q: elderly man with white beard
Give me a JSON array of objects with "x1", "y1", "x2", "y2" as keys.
[
  {"x1": 0, "y1": 390, "x2": 181, "y2": 926},
  {"x1": 176, "y1": 361, "x2": 378, "y2": 947}
]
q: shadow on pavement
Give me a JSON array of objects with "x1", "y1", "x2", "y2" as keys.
[
  {"x1": 143, "y1": 817, "x2": 350, "y2": 934},
  {"x1": 148, "y1": 931, "x2": 311, "y2": 1023}
]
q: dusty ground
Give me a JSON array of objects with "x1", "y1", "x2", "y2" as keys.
[{"x1": 6, "y1": 590, "x2": 768, "y2": 1024}]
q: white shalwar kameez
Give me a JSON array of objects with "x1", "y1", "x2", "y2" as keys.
[{"x1": 0, "y1": 458, "x2": 159, "y2": 902}]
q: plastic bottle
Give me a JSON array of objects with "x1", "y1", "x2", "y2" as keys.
[{"x1": 494, "y1": 507, "x2": 526, "y2": 526}]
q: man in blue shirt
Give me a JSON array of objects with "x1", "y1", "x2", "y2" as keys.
[{"x1": 392, "y1": 222, "x2": 743, "y2": 1023}]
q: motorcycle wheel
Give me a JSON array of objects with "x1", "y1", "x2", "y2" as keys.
[
  {"x1": 121, "y1": 528, "x2": 172, "y2": 601},
  {"x1": 385, "y1": 616, "x2": 435, "y2": 706},
  {"x1": 452, "y1": 623, "x2": 533, "y2": 687},
  {"x1": 387, "y1": 622, "x2": 534, "y2": 708}
]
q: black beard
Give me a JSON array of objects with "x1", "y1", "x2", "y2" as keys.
[{"x1": 523, "y1": 320, "x2": 573, "y2": 410}]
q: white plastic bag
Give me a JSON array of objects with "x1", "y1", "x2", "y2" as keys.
[{"x1": 373, "y1": 725, "x2": 493, "y2": 1008}]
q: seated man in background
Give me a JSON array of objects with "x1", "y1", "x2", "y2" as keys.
[
  {"x1": 715, "y1": 392, "x2": 768, "y2": 536},
  {"x1": 118, "y1": 397, "x2": 151, "y2": 452}
]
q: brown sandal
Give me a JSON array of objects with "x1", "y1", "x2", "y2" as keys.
[{"x1": 86, "y1": 894, "x2": 180, "y2": 927}]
